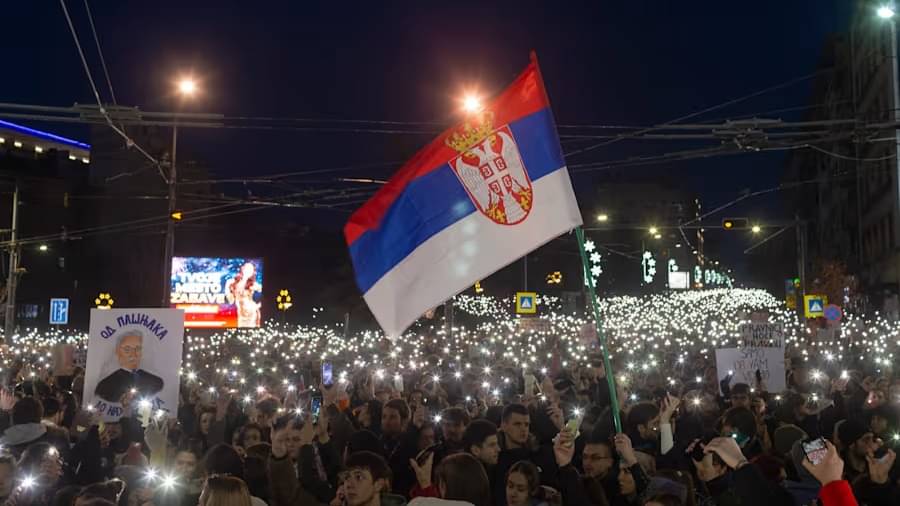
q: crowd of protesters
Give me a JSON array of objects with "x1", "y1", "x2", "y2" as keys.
[{"x1": 0, "y1": 344, "x2": 897, "y2": 506}]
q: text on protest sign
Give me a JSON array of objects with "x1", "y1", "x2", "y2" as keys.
[
  {"x1": 738, "y1": 322, "x2": 784, "y2": 348},
  {"x1": 83, "y1": 308, "x2": 184, "y2": 421}
]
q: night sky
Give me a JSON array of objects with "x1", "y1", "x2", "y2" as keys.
[{"x1": 2, "y1": 1, "x2": 855, "y2": 273}]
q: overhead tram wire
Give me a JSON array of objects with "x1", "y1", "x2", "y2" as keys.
[
  {"x1": 1, "y1": 190, "x2": 335, "y2": 249},
  {"x1": 563, "y1": 68, "x2": 838, "y2": 159},
  {"x1": 0, "y1": 200, "x2": 249, "y2": 248},
  {"x1": 58, "y1": 0, "x2": 166, "y2": 181},
  {"x1": 82, "y1": 0, "x2": 118, "y2": 107}
]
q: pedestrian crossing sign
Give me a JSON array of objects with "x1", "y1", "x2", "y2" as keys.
[
  {"x1": 516, "y1": 292, "x2": 537, "y2": 314},
  {"x1": 803, "y1": 294, "x2": 827, "y2": 318}
]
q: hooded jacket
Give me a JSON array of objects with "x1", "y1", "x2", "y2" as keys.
[{"x1": 783, "y1": 440, "x2": 821, "y2": 506}]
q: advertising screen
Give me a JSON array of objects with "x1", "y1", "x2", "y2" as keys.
[{"x1": 170, "y1": 257, "x2": 263, "y2": 328}]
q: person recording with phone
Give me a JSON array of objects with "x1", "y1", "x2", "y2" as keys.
[
  {"x1": 688, "y1": 436, "x2": 792, "y2": 506},
  {"x1": 720, "y1": 406, "x2": 765, "y2": 461}
]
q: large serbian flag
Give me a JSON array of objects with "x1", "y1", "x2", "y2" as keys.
[{"x1": 345, "y1": 55, "x2": 582, "y2": 337}]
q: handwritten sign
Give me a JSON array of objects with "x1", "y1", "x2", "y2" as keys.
[
  {"x1": 738, "y1": 322, "x2": 784, "y2": 348},
  {"x1": 717, "y1": 322, "x2": 786, "y2": 393},
  {"x1": 84, "y1": 308, "x2": 184, "y2": 421},
  {"x1": 715, "y1": 347, "x2": 786, "y2": 393}
]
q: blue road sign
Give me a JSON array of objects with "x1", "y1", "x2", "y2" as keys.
[
  {"x1": 824, "y1": 304, "x2": 842, "y2": 322},
  {"x1": 49, "y1": 298, "x2": 69, "y2": 325}
]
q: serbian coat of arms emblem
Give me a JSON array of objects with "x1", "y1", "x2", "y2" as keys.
[{"x1": 446, "y1": 112, "x2": 533, "y2": 225}]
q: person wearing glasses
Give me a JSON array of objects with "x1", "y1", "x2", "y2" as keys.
[{"x1": 94, "y1": 329, "x2": 164, "y2": 403}]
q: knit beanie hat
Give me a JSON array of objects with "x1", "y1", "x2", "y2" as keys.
[{"x1": 838, "y1": 418, "x2": 869, "y2": 448}]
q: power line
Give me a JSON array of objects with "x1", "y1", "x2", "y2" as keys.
[
  {"x1": 82, "y1": 0, "x2": 117, "y2": 107},
  {"x1": 563, "y1": 68, "x2": 837, "y2": 159},
  {"x1": 58, "y1": 0, "x2": 165, "y2": 180},
  {"x1": 178, "y1": 161, "x2": 404, "y2": 185}
]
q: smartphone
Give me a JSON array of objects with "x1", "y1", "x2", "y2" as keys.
[
  {"x1": 524, "y1": 374, "x2": 536, "y2": 397},
  {"x1": 801, "y1": 437, "x2": 828, "y2": 465},
  {"x1": 394, "y1": 374, "x2": 404, "y2": 393},
  {"x1": 322, "y1": 362, "x2": 333, "y2": 387},
  {"x1": 415, "y1": 443, "x2": 441, "y2": 465},
  {"x1": 730, "y1": 431, "x2": 750, "y2": 447},
  {"x1": 310, "y1": 396, "x2": 322, "y2": 423}
]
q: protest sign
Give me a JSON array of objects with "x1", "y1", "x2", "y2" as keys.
[
  {"x1": 715, "y1": 347, "x2": 786, "y2": 393},
  {"x1": 738, "y1": 322, "x2": 784, "y2": 348},
  {"x1": 717, "y1": 321, "x2": 786, "y2": 393},
  {"x1": 83, "y1": 308, "x2": 184, "y2": 421}
]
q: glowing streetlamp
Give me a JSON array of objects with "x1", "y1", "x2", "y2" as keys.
[
  {"x1": 177, "y1": 77, "x2": 197, "y2": 96},
  {"x1": 751, "y1": 225, "x2": 762, "y2": 234},
  {"x1": 95, "y1": 293, "x2": 114, "y2": 310},
  {"x1": 878, "y1": 5, "x2": 896, "y2": 19},
  {"x1": 597, "y1": 213, "x2": 609, "y2": 222},
  {"x1": 648, "y1": 226, "x2": 659, "y2": 235},
  {"x1": 276, "y1": 289, "x2": 293, "y2": 311},
  {"x1": 163, "y1": 74, "x2": 200, "y2": 307}
]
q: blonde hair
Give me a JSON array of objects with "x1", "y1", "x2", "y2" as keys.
[{"x1": 201, "y1": 476, "x2": 252, "y2": 506}]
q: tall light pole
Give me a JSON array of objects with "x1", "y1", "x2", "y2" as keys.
[
  {"x1": 876, "y1": 5, "x2": 900, "y2": 293},
  {"x1": 162, "y1": 77, "x2": 197, "y2": 307},
  {"x1": 4, "y1": 184, "x2": 19, "y2": 343}
]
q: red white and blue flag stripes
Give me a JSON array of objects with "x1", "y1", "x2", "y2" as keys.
[{"x1": 345, "y1": 55, "x2": 582, "y2": 337}]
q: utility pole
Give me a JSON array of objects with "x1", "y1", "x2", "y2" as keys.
[
  {"x1": 889, "y1": 18, "x2": 900, "y2": 296},
  {"x1": 4, "y1": 184, "x2": 19, "y2": 343},
  {"x1": 795, "y1": 217, "x2": 807, "y2": 318},
  {"x1": 162, "y1": 123, "x2": 177, "y2": 307},
  {"x1": 523, "y1": 254, "x2": 528, "y2": 291}
]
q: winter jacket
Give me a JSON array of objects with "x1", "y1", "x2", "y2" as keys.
[
  {"x1": 494, "y1": 431, "x2": 559, "y2": 506},
  {"x1": 266, "y1": 454, "x2": 327, "y2": 506},
  {"x1": 705, "y1": 464, "x2": 793, "y2": 506},
  {"x1": 850, "y1": 474, "x2": 899, "y2": 506},
  {"x1": 818, "y1": 480, "x2": 857, "y2": 506}
]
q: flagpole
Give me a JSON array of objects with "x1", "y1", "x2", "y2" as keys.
[{"x1": 575, "y1": 226, "x2": 622, "y2": 433}]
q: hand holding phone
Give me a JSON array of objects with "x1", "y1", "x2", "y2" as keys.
[{"x1": 801, "y1": 437, "x2": 828, "y2": 466}]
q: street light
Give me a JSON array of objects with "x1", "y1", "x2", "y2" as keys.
[
  {"x1": 751, "y1": 225, "x2": 762, "y2": 234},
  {"x1": 649, "y1": 226, "x2": 659, "y2": 235},
  {"x1": 177, "y1": 77, "x2": 197, "y2": 96},
  {"x1": 878, "y1": 5, "x2": 896, "y2": 19},
  {"x1": 162, "y1": 75, "x2": 199, "y2": 306},
  {"x1": 38, "y1": 244, "x2": 48, "y2": 252},
  {"x1": 597, "y1": 213, "x2": 609, "y2": 222}
]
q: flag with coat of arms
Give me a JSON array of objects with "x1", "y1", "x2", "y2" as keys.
[{"x1": 345, "y1": 54, "x2": 583, "y2": 337}]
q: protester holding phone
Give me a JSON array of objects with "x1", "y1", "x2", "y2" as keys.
[{"x1": 800, "y1": 439, "x2": 859, "y2": 506}]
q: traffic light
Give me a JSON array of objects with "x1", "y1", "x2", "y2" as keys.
[{"x1": 722, "y1": 218, "x2": 749, "y2": 230}]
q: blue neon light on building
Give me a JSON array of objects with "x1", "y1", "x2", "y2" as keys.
[{"x1": 0, "y1": 119, "x2": 90, "y2": 150}]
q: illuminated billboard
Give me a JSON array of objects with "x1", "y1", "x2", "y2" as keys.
[{"x1": 171, "y1": 257, "x2": 263, "y2": 328}]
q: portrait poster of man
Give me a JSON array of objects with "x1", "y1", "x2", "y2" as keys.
[{"x1": 83, "y1": 308, "x2": 184, "y2": 421}]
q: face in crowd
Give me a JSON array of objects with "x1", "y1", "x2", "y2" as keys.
[
  {"x1": 381, "y1": 406, "x2": 406, "y2": 437},
  {"x1": 342, "y1": 468, "x2": 387, "y2": 506},
  {"x1": 501, "y1": 412, "x2": 530, "y2": 447},
  {"x1": 582, "y1": 442, "x2": 614, "y2": 479},
  {"x1": 470, "y1": 434, "x2": 500, "y2": 466}
]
